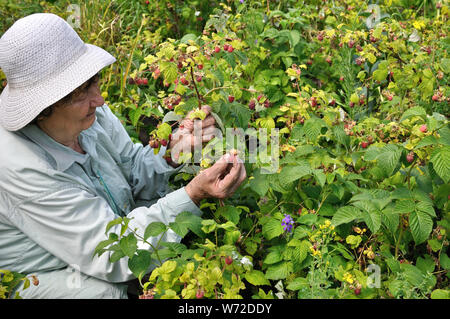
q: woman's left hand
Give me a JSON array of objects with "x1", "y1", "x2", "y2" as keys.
[{"x1": 167, "y1": 105, "x2": 218, "y2": 165}]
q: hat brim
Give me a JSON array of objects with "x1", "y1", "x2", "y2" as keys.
[{"x1": 0, "y1": 43, "x2": 116, "y2": 131}]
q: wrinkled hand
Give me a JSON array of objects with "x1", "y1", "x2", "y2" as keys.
[
  {"x1": 168, "y1": 105, "x2": 218, "y2": 165},
  {"x1": 185, "y1": 152, "x2": 247, "y2": 205}
]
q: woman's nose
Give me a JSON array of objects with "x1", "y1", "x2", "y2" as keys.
[{"x1": 90, "y1": 84, "x2": 105, "y2": 107}]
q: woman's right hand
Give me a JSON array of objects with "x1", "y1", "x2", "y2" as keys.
[{"x1": 185, "y1": 152, "x2": 247, "y2": 206}]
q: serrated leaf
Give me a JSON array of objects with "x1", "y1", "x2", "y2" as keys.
[
  {"x1": 245, "y1": 270, "x2": 270, "y2": 286},
  {"x1": 430, "y1": 146, "x2": 450, "y2": 183},
  {"x1": 303, "y1": 117, "x2": 325, "y2": 142},
  {"x1": 278, "y1": 161, "x2": 311, "y2": 184},
  {"x1": 169, "y1": 211, "x2": 204, "y2": 238},
  {"x1": 362, "y1": 209, "x2": 382, "y2": 233},
  {"x1": 159, "y1": 61, "x2": 178, "y2": 84},
  {"x1": 265, "y1": 261, "x2": 293, "y2": 280},
  {"x1": 119, "y1": 233, "x2": 138, "y2": 258},
  {"x1": 332, "y1": 206, "x2": 362, "y2": 226},
  {"x1": 286, "y1": 277, "x2": 309, "y2": 291},
  {"x1": 264, "y1": 250, "x2": 283, "y2": 265},
  {"x1": 262, "y1": 218, "x2": 284, "y2": 240},
  {"x1": 144, "y1": 222, "x2": 167, "y2": 240},
  {"x1": 128, "y1": 249, "x2": 152, "y2": 278},
  {"x1": 376, "y1": 144, "x2": 402, "y2": 176},
  {"x1": 409, "y1": 210, "x2": 433, "y2": 245},
  {"x1": 382, "y1": 205, "x2": 400, "y2": 234},
  {"x1": 415, "y1": 135, "x2": 438, "y2": 148},
  {"x1": 217, "y1": 205, "x2": 240, "y2": 225},
  {"x1": 400, "y1": 106, "x2": 427, "y2": 122},
  {"x1": 431, "y1": 289, "x2": 450, "y2": 299},
  {"x1": 156, "y1": 122, "x2": 172, "y2": 140},
  {"x1": 249, "y1": 170, "x2": 269, "y2": 196}
]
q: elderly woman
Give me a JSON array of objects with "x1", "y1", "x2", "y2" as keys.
[{"x1": 0, "y1": 13, "x2": 246, "y2": 298}]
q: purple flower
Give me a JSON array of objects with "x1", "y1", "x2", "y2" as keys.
[
  {"x1": 281, "y1": 214, "x2": 294, "y2": 233},
  {"x1": 239, "y1": 0, "x2": 244, "y2": 3}
]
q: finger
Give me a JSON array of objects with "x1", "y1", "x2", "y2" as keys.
[
  {"x1": 200, "y1": 104, "x2": 212, "y2": 116},
  {"x1": 202, "y1": 134, "x2": 216, "y2": 143},
  {"x1": 201, "y1": 115, "x2": 216, "y2": 128},
  {"x1": 207, "y1": 153, "x2": 234, "y2": 177},
  {"x1": 201, "y1": 126, "x2": 219, "y2": 142},
  {"x1": 182, "y1": 105, "x2": 212, "y2": 132},
  {"x1": 219, "y1": 155, "x2": 242, "y2": 188}
]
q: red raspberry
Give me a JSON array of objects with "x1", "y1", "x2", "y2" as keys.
[{"x1": 225, "y1": 256, "x2": 233, "y2": 265}]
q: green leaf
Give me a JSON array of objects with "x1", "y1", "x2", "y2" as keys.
[
  {"x1": 160, "y1": 61, "x2": 178, "y2": 84},
  {"x1": 362, "y1": 210, "x2": 381, "y2": 233},
  {"x1": 332, "y1": 206, "x2": 362, "y2": 226},
  {"x1": 286, "y1": 277, "x2": 309, "y2": 291},
  {"x1": 201, "y1": 219, "x2": 217, "y2": 234},
  {"x1": 303, "y1": 117, "x2": 325, "y2": 142},
  {"x1": 415, "y1": 135, "x2": 438, "y2": 148},
  {"x1": 400, "y1": 106, "x2": 427, "y2": 122},
  {"x1": 373, "y1": 68, "x2": 388, "y2": 82},
  {"x1": 430, "y1": 146, "x2": 450, "y2": 183},
  {"x1": 431, "y1": 289, "x2": 450, "y2": 299},
  {"x1": 262, "y1": 217, "x2": 284, "y2": 240},
  {"x1": 346, "y1": 235, "x2": 362, "y2": 248},
  {"x1": 217, "y1": 205, "x2": 241, "y2": 224},
  {"x1": 401, "y1": 264, "x2": 424, "y2": 287},
  {"x1": 381, "y1": 205, "x2": 399, "y2": 234},
  {"x1": 376, "y1": 144, "x2": 403, "y2": 176},
  {"x1": 245, "y1": 270, "x2": 270, "y2": 286},
  {"x1": 263, "y1": 250, "x2": 283, "y2": 265},
  {"x1": 278, "y1": 161, "x2": 311, "y2": 184},
  {"x1": 128, "y1": 107, "x2": 143, "y2": 127},
  {"x1": 169, "y1": 211, "x2": 204, "y2": 238},
  {"x1": 440, "y1": 253, "x2": 450, "y2": 270},
  {"x1": 265, "y1": 261, "x2": 293, "y2": 280},
  {"x1": 416, "y1": 255, "x2": 435, "y2": 274},
  {"x1": 249, "y1": 170, "x2": 269, "y2": 196},
  {"x1": 119, "y1": 233, "x2": 138, "y2": 258},
  {"x1": 110, "y1": 248, "x2": 126, "y2": 263},
  {"x1": 105, "y1": 217, "x2": 122, "y2": 234},
  {"x1": 144, "y1": 222, "x2": 167, "y2": 240},
  {"x1": 128, "y1": 249, "x2": 152, "y2": 278},
  {"x1": 156, "y1": 122, "x2": 172, "y2": 140},
  {"x1": 409, "y1": 210, "x2": 433, "y2": 245}
]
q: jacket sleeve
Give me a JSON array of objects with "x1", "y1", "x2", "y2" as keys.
[
  {"x1": 6, "y1": 180, "x2": 200, "y2": 283},
  {"x1": 97, "y1": 105, "x2": 185, "y2": 206}
]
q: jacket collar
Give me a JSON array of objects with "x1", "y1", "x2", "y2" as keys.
[{"x1": 20, "y1": 123, "x2": 98, "y2": 172}]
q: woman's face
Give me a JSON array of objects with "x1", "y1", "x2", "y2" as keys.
[{"x1": 46, "y1": 75, "x2": 105, "y2": 133}]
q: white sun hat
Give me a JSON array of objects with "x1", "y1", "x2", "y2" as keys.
[{"x1": 0, "y1": 13, "x2": 116, "y2": 131}]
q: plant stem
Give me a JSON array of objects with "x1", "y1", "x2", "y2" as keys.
[
  {"x1": 189, "y1": 66, "x2": 202, "y2": 108},
  {"x1": 395, "y1": 216, "x2": 406, "y2": 259}
]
